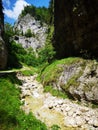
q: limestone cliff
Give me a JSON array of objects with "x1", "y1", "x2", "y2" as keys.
[
  {"x1": 54, "y1": 0, "x2": 98, "y2": 58},
  {"x1": 0, "y1": 0, "x2": 7, "y2": 69},
  {"x1": 14, "y1": 14, "x2": 48, "y2": 51}
]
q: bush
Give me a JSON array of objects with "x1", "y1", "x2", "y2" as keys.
[
  {"x1": 25, "y1": 29, "x2": 32, "y2": 37},
  {"x1": 38, "y1": 43, "x2": 55, "y2": 64},
  {"x1": 7, "y1": 41, "x2": 26, "y2": 68}
]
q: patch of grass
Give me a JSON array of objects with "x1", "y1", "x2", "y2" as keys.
[
  {"x1": 0, "y1": 74, "x2": 47, "y2": 130},
  {"x1": 44, "y1": 86, "x2": 68, "y2": 99},
  {"x1": 21, "y1": 67, "x2": 37, "y2": 76},
  {"x1": 51, "y1": 124, "x2": 61, "y2": 130}
]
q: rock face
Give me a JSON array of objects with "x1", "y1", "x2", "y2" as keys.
[
  {"x1": 0, "y1": 0, "x2": 7, "y2": 69},
  {"x1": 59, "y1": 60, "x2": 98, "y2": 104},
  {"x1": 54, "y1": 0, "x2": 98, "y2": 58},
  {"x1": 14, "y1": 14, "x2": 48, "y2": 51}
]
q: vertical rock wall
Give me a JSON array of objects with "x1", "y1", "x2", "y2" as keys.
[
  {"x1": 0, "y1": 0, "x2": 7, "y2": 69},
  {"x1": 54, "y1": 0, "x2": 98, "y2": 58}
]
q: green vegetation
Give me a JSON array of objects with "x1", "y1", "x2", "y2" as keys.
[
  {"x1": 44, "y1": 86, "x2": 68, "y2": 99},
  {"x1": 51, "y1": 124, "x2": 61, "y2": 130},
  {"x1": 21, "y1": 5, "x2": 50, "y2": 24},
  {"x1": 7, "y1": 40, "x2": 55, "y2": 69},
  {"x1": 25, "y1": 29, "x2": 33, "y2": 37},
  {"x1": 0, "y1": 74, "x2": 47, "y2": 130},
  {"x1": 21, "y1": 66, "x2": 37, "y2": 76},
  {"x1": 20, "y1": 0, "x2": 54, "y2": 25}
]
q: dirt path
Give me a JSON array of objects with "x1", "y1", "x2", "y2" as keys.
[{"x1": 17, "y1": 74, "x2": 98, "y2": 130}]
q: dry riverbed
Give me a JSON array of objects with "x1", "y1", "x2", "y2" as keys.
[{"x1": 17, "y1": 74, "x2": 98, "y2": 130}]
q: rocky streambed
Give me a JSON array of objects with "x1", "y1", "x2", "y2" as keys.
[{"x1": 17, "y1": 74, "x2": 98, "y2": 130}]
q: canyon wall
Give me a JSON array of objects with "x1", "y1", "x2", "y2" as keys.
[
  {"x1": 54, "y1": 0, "x2": 98, "y2": 58},
  {"x1": 0, "y1": 0, "x2": 7, "y2": 69}
]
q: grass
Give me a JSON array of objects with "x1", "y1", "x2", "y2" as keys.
[
  {"x1": 51, "y1": 124, "x2": 61, "y2": 130},
  {"x1": 0, "y1": 74, "x2": 47, "y2": 130},
  {"x1": 21, "y1": 66, "x2": 37, "y2": 76},
  {"x1": 44, "y1": 86, "x2": 68, "y2": 99}
]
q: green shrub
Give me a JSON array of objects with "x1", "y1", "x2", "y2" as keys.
[
  {"x1": 25, "y1": 29, "x2": 32, "y2": 37},
  {"x1": 38, "y1": 43, "x2": 55, "y2": 64}
]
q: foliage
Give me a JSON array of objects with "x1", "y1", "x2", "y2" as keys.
[
  {"x1": 37, "y1": 26, "x2": 55, "y2": 65},
  {"x1": 51, "y1": 124, "x2": 61, "y2": 130},
  {"x1": 21, "y1": 66, "x2": 37, "y2": 76},
  {"x1": 44, "y1": 86, "x2": 68, "y2": 99},
  {"x1": 4, "y1": 23, "x2": 15, "y2": 38},
  {"x1": 21, "y1": 5, "x2": 50, "y2": 24},
  {"x1": 20, "y1": 0, "x2": 54, "y2": 25},
  {"x1": 7, "y1": 41, "x2": 26, "y2": 68},
  {"x1": 38, "y1": 43, "x2": 55, "y2": 64},
  {"x1": 25, "y1": 29, "x2": 33, "y2": 37},
  {"x1": 0, "y1": 74, "x2": 47, "y2": 130}
]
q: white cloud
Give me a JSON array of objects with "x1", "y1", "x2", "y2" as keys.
[{"x1": 4, "y1": 0, "x2": 30, "y2": 20}]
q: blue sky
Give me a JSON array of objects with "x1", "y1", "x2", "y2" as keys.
[{"x1": 3, "y1": 0, "x2": 50, "y2": 25}]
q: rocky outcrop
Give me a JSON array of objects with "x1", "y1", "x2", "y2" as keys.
[
  {"x1": 14, "y1": 14, "x2": 48, "y2": 51},
  {"x1": 59, "y1": 60, "x2": 98, "y2": 104},
  {"x1": 54, "y1": 0, "x2": 98, "y2": 58},
  {"x1": 41, "y1": 58, "x2": 98, "y2": 104},
  {"x1": 0, "y1": 0, "x2": 7, "y2": 69}
]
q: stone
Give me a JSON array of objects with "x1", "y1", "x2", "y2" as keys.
[
  {"x1": 17, "y1": 74, "x2": 98, "y2": 130},
  {"x1": 65, "y1": 117, "x2": 77, "y2": 127},
  {"x1": 75, "y1": 116, "x2": 86, "y2": 126}
]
